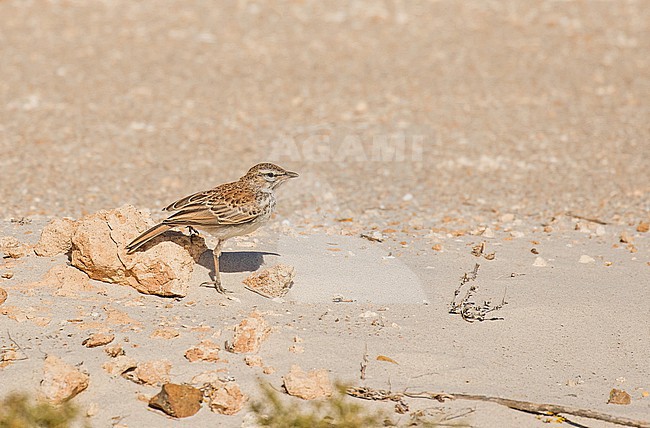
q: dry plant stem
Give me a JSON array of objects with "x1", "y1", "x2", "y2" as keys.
[
  {"x1": 4, "y1": 331, "x2": 28, "y2": 361},
  {"x1": 360, "y1": 344, "x2": 368, "y2": 381},
  {"x1": 347, "y1": 387, "x2": 650, "y2": 428},
  {"x1": 243, "y1": 286, "x2": 273, "y2": 299},
  {"x1": 449, "y1": 263, "x2": 507, "y2": 322},
  {"x1": 566, "y1": 212, "x2": 609, "y2": 225},
  {"x1": 449, "y1": 263, "x2": 480, "y2": 310}
]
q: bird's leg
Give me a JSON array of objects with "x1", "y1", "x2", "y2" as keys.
[
  {"x1": 201, "y1": 240, "x2": 230, "y2": 293},
  {"x1": 213, "y1": 240, "x2": 223, "y2": 292}
]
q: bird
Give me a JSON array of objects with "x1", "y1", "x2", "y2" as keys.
[{"x1": 126, "y1": 162, "x2": 298, "y2": 293}]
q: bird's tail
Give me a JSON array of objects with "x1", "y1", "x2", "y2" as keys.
[{"x1": 126, "y1": 223, "x2": 172, "y2": 254}]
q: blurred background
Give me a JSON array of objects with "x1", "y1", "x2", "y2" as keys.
[{"x1": 1, "y1": 1, "x2": 648, "y2": 225}]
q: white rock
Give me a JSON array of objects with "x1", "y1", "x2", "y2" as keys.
[
  {"x1": 533, "y1": 256, "x2": 547, "y2": 267},
  {"x1": 358, "y1": 311, "x2": 378, "y2": 318},
  {"x1": 579, "y1": 255, "x2": 595, "y2": 264},
  {"x1": 40, "y1": 356, "x2": 89, "y2": 404}
]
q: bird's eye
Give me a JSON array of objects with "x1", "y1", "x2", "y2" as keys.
[{"x1": 264, "y1": 172, "x2": 275, "y2": 178}]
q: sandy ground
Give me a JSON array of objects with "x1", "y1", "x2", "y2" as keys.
[{"x1": 1, "y1": 1, "x2": 649, "y2": 427}]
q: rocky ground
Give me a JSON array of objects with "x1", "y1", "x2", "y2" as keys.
[{"x1": 1, "y1": 1, "x2": 649, "y2": 427}]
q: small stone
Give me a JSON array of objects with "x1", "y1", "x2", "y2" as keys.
[
  {"x1": 0, "y1": 288, "x2": 6, "y2": 306},
  {"x1": 619, "y1": 231, "x2": 633, "y2": 244},
  {"x1": 359, "y1": 311, "x2": 377, "y2": 318},
  {"x1": 190, "y1": 371, "x2": 228, "y2": 386},
  {"x1": 637, "y1": 221, "x2": 649, "y2": 233},
  {"x1": 607, "y1": 389, "x2": 631, "y2": 405},
  {"x1": 2, "y1": 349, "x2": 20, "y2": 363},
  {"x1": 595, "y1": 225, "x2": 606, "y2": 237},
  {"x1": 32, "y1": 317, "x2": 51, "y2": 327},
  {"x1": 1, "y1": 272, "x2": 13, "y2": 279},
  {"x1": 102, "y1": 356, "x2": 137, "y2": 376},
  {"x1": 0, "y1": 236, "x2": 30, "y2": 259},
  {"x1": 289, "y1": 345, "x2": 304, "y2": 354},
  {"x1": 86, "y1": 402, "x2": 99, "y2": 417},
  {"x1": 226, "y1": 312, "x2": 271, "y2": 354},
  {"x1": 262, "y1": 366, "x2": 275, "y2": 375},
  {"x1": 82, "y1": 333, "x2": 115, "y2": 348},
  {"x1": 579, "y1": 255, "x2": 595, "y2": 264},
  {"x1": 243, "y1": 264, "x2": 296, "y2": 298},
  {"x1": 283, "y1": 365, "x2": 333, "y2": 400},
  {"x1": 244, "y1": 355, "x2": 264, "y2": 367},
  {"x1": 47, "y1": 265, "x2": 94, "y2": 296},
  {"x1": 40, "y1": 355, "x2": 90, "y2": 404},
  {"x1": 510, "y1": 231, "x2": 525, "y2": 238},
  {"x1": 124, "y1": 360, "x2": 172, "y2": 385},
  {"x1": 149, "y1": 383, "x2": 203, "y2": 418},
  {"x1": 34, "y1": 218, "x2": 77, "y2": 257},
  {"x1": 104, "y1": 345, "x2": 124, "y2": 357},
  {"x1": 533, "y1": 256, "x2": 547, "y2": 267},
  {"x1": 500, "y1": 213, "x2": 515, "y2": 223},
  {"x1": 203, "y1": 381, "x2": 247, "y2": 415},
  {"x1": 185, "y1": 340, "x2": 222, "y2": 363},
  {"x1": 482, "y1": 227, "x2": 495, "y2": 238},
  {"x1": 150, "y1": 327, "x2": 180, "y2": 339},
  {"x1": 408, "y1": 217, "x2": 423, "y2": 229},
  {"x1": 565, "y1": 377, "x2": 583, "y2": 387}
]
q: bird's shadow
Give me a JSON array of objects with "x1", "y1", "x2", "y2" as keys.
[{"x1": 198, "y1": 250, "x2": 280, "y2": 274}]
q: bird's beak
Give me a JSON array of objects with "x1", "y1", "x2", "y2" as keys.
[{"x1": 285, "y1": 171, "x2": 299, "y2": 178}]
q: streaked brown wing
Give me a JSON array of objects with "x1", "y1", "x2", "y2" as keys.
[
  {"x1": 163, "y1": 180, "x2": 260, "y2": 227},
  {"x1": 164, "y1": 195, "x2": 258, "y2": 227},
  {"x1": 163, "y1": 190, "x2": 214, "y2": 212},
  {"x1": 208, "y1": 201, "x2": 258, "y2": 225},
  {"x1": 163, "y1": 206, "x2": 221, "y2": 227}
]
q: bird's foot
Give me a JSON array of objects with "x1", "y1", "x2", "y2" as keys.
[
  {"x1": 200, "y1": 280, "x2": 231, "y2": 294},
  {"x1": 187, "y1": 226, "x2": 200, "y2": 243}
]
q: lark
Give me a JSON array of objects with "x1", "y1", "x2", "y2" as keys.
[{"x1": 126, "y1": 163, "x2": 298, "y2": 293}]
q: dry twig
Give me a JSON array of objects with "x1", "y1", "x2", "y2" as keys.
[
  {"x1": 347, "y1": 386, "x2": 650, "y2": 428},
  {"x1": 348, "y1": 386, "x2": 410, "y2": 414},
  {"x1": 1, "y1": 331, "x2": 29, "y2": 362},
  {"x1": 566, "y1": 212, "x2": 609, "y2": 225}
]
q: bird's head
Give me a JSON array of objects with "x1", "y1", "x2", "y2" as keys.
[{"x1": 245, "y1": 163, "x2": 299, "y2": 190}]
